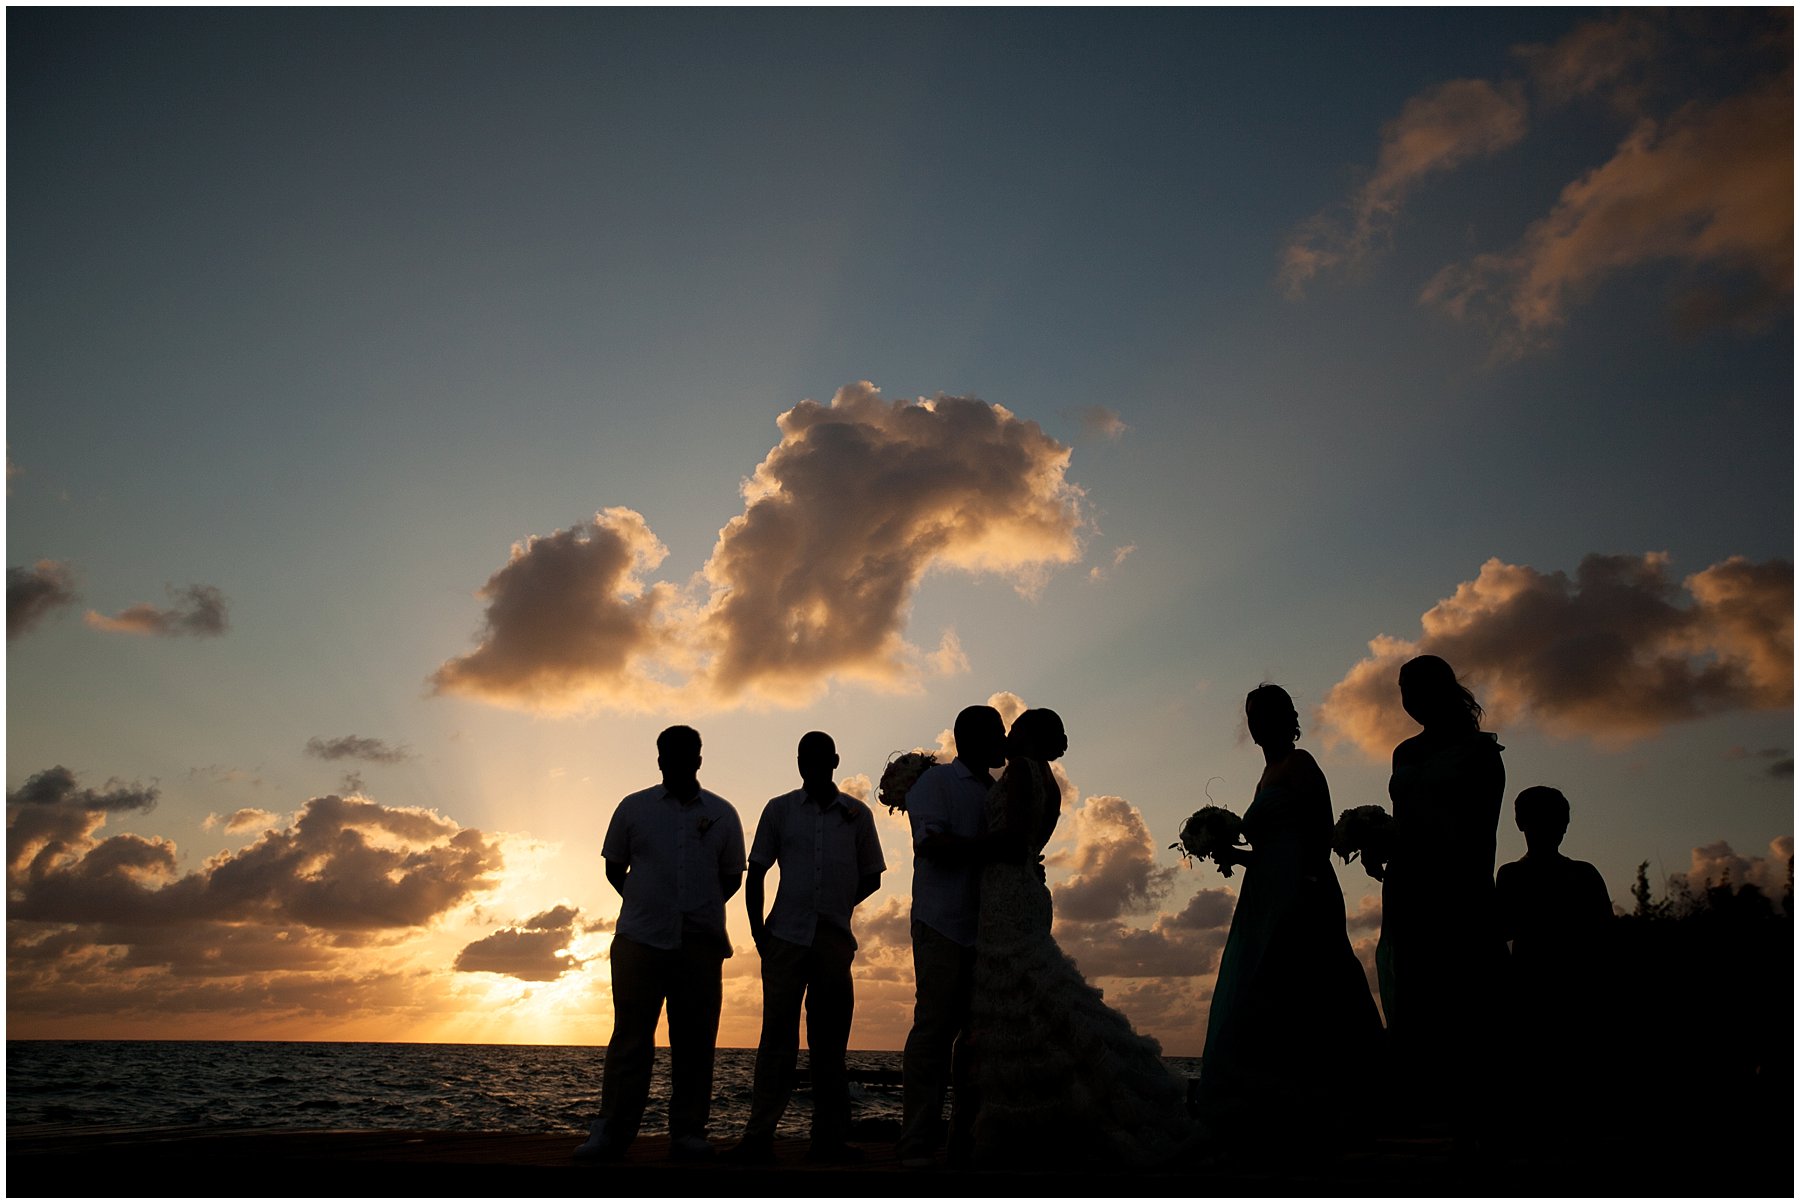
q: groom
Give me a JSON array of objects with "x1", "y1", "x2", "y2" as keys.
[{"x1": 898, "y1": 703, "x2": 1007, "y2": 1169}]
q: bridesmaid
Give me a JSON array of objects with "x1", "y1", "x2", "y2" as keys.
[
  {"x1": 1197, "y1": 685, "x2": 1381, "y2": 1143},
  {"x1": 1376, "y1": 655, "x2": 1506, "y2": 1134}
]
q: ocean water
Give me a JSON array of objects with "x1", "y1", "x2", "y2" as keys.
[{"x1": 8, "y1": 1041, "x2": 1202, "y2": 1138}]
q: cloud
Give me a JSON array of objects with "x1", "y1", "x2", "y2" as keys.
[
  {"x1": 1423, "y1": 75, "x2": 1793, "y2": 354},
  {"x1": 927, "y1": 630, "x2": 970, "y2": 677},
  {"x1": 1513, "y1": 12, "x2": 1659, "y2": 109},
  {"x1": 7, "y1": 766, "x2": 161, "y2": 886},
  {"x1": 8, "y1": 768, "x2": 514, "y2": 1025},
  {"x1": 1076, "y1": 406, "x2": 1130, "y2": 441},
  {"x1": 1281, "y1": 78, "x2": 1529, "y2": 295},
  {"x1": 1320, "y1": 554, "x2": 1793, "y2": 758},
  {"x1": 1672, "y1": 836, "x2": 1794, "y2": 899},
  {"x1": 8, "y1": 560, "x2": 79, "y2": 639},
  {"x1": 1050, "y1": 796, "x2": 1178, "y2": 922},
  {"x1": 9, "y1": 772, "x2": 503, "y2": 931},
  {"x1": 1054, "y1": 883, "x2": 1236, "y2": 979},
  {"x1": 433, "y1": 383, "x2": 1089, "y2": 713},
  {"x1": 1088, "y1": 544, "x2": 1137, "y2": 583},
  {"x1": 454, "y1": 904, "x2": 583, "y2": 981},
  {"x1": 1725, "y1": 746, "x2": 1793, "y2": 780},
  {"x1": 304, "y1": 735, "x2": 412, "y2": 765},
  {"x1": 1283, "y1": 11, "x2": 1791, "y2": 353},
  {"x1": 86, "y1": 584, "x2": 229, "y2": 638},
  {"x1": 430, "y1": 507, "x2": 684, "y2": 713},
  {"x1": 202, "y1": 808, "x2": 279, "y2": 835}
]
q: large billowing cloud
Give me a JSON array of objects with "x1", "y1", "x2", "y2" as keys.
[
  {"x1": 430, "y1": 507, "x2": 685, "y2": 713},
  {"x1": 1424, "y1": 76, "x2": 1793, "y2": 355},
  {"x1": 1050, "y1": 795, "x2": 1178, "y2": 922},
  {"x1": 1043, "y1": 789, "x2": 1234, "y2": 981},
  {"x1": 86, "y1": 584, "x2": 229, "y2": 637},
  {"x1": 7, "y1": 767, "x2": 509, "y2": 1023},
  {"x1": 1282, "y1": 78, "x2": 1528, "y2": 295},
  {"x1": 1054, "y1": 881, "x2": 1236, "y2": 981},
  {"x1": 433, "y1": 384, "x2": 1089, "y2": 713},
  {"x1": 454, "y1": 905, "x2": 587, "y2": 982},
  {"x1": 1320, "y1": 553, "x2": 1793, "y2": 758},
  {"x1": 8, "y1": 560, "x2": 79, "y2": 639},
  {"x1": 1283, "y1": 10, "x2": 1791, "y2": 353}
]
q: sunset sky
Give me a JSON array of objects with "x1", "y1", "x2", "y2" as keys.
[{"x1": 7, "y1": 9, "x2": 1792, "y2": 1057}]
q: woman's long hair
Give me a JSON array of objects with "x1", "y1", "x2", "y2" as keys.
[{"x1": 1398, "y1": 654, "x2": 1483, "y2": 731}]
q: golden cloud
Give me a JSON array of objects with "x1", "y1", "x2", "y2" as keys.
[
  {"x1": 1423, "y1": 75, "x2": 1793, "y2": 354},
  {"x1": 433, "y1": 384, "x2": 1089, "y2": 713},
  {"x1": 1281, "y1": 78, "x2": 1529, "y2": 296},
  {"x1": 454, "y1": 904, "x2": 585, "y2": 982},
  {"x1": 1320, "y1": 553, "x2": 1794, "y2": 758},
  {"x1": 7, "y1": 768, "x2": 512, "y2": 1025},
  {"x1": 1049, "y1": 795, "x2": 1179, "y2": 923}
]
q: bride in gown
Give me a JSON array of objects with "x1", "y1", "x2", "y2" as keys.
[
  {"x1": 1195, "y1": 684, "x2": 1381, "y2": 1140},
  {"x1": 967, "y1": 708, "x2": 1194, "y2": 1168}
]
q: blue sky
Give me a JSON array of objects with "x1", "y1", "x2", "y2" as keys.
[{"x1": 7, "y1": 9, "x2": 1791, "y2": 1052}]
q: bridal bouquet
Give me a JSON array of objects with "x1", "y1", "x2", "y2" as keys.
[
  {"x1": 1171, "y1": 806, "x2": 1245, "y2": 877},
  {"x1": 1331, "y1": 805, "x2": 1396, "y2": 879},
  {"x1": 878, "y1": 750, "x2": 937, "y2": 814}
]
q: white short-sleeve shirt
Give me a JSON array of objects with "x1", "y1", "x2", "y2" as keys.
[
  {"x1": 906, "y1": 759, "x2": 991, "y2": 947},
  {"x1": 750, "y1": 787, "x2": 886, "y2": 949},
  {"x1": 603, "y1": 784, "x2": 746, "y2": 954}
]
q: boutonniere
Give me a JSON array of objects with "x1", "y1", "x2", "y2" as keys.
[{"x1": 696, "y1": 815, "x2": 716, "y2": 837}]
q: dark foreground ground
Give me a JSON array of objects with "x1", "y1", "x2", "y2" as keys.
[{"x1": 7, "y1": 1124, "x2": 1794, "y2": 1198}]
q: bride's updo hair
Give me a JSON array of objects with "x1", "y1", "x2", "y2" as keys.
[
  {"x1": 1007, "y1": 708, "x2": 1066, "y2": 760},
  {"x1": 1245, "y1": 684, "x2": 1300, "y2": 745},
  {"x1": 1397, "y1": 654, "x2": 1484, "y2": 732}
]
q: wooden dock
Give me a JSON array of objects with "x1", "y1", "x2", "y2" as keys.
[{"x1": 6, "y1": 1122, "x2": 1787, "y2": 1197}]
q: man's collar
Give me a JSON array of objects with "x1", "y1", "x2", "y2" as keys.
[
  {"x1": 951, "y1": 757, "x2": 988, "y2": 781},
  {"x1": 804, "y1": 785, "x2": 842, "y2": 811},
  {"x1": 661, "y1": 785, "x2": 705, "y2": 807}
]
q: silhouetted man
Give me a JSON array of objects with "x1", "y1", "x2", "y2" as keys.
[
  {"x1": 897, "y1": 704, "x2": 1006, "y2": 1169},
  {"x1": 726, "y1": 731, "x2": 885, "y2": 1164},
  {"x1": 576, "y1": 725, "x2": 745, "y2": 1163}
]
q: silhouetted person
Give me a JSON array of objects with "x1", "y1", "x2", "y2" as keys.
[
  {"x1": 575, "y1": 725, "x2": 745, "y2": 1163},
  {"x1": 965, "y1": 709, "x2": 1193, "y2": 1168},
  {"x1": 1495, "y1": 786, "x2": 1613, "y2": 1147},
  {"x1": 1197, "y1": 685, "x2": 1383, "y2": 1146},
  {"x1": 1377, "y1": 655, "x2": 1506, "y2": 1142},
  {"x1": 726, "y1": 732, "x2": 885, "y2": 1165},
  {"x1": 898, "y1": 704, "x2": 1006, "y2": 1169},
  {"x1": 1497, "y1": 786, "x2": 1612, "y2": 974}
]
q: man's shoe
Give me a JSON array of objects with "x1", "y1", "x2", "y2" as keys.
[
  {"x1": 670, "y1": 1134, "x2": 715, "y2": 1162},
  {"x1": 572, "y1": 1120, "x2": 623, "y2": 1161},
  {"x1": 721, "y1": 1137, "x2": 777, "y2": 1165},
  {"x1": 806, "y1": 1141, "x2": 866, "y2": 1164}
]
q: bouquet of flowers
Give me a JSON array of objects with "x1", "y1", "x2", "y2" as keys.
[
  {"x1": 878, "y1": 750, "x2": 937, "y2": 814},
  {"x1": 1171, "y1": 805, "x2": 1245, "y2": 877},
  {"x1": 1331, "y1": 805, "x2": 1396, "y2": 879}
]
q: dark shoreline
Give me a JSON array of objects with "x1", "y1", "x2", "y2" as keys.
[{"x1": 9, "y1": 1124, "x2": 1793, "y2": 1198}]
